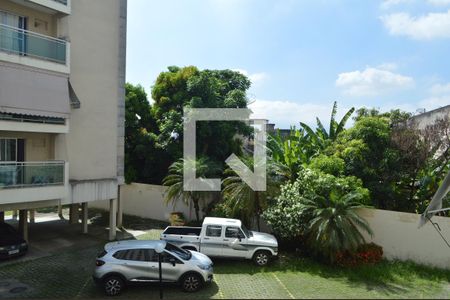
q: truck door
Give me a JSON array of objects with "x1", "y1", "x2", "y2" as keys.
[
  {"x1": 222, "y1": 226, "x2": 249, "y2": 257},
  {"x1": 200, "y1": 225, "x2": 223, "y2": 257}
]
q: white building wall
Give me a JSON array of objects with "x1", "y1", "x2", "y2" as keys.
[{"x1": 61, "y1": 0, "x2": 125, "y2": 182}]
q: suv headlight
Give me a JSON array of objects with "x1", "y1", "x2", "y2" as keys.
[
  {"x1": 197, "y1": 264, "x2": 211, "y2": 271},
  {"x1": 20, "y1": 243, "x2": 27, "y2": 247}
]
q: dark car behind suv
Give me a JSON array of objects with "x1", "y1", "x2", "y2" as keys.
[{"x1": 0, "y1": 222, "x2": 28, "y2": 260}]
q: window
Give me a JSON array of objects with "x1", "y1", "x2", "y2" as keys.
[
  {"x1": 225, "y1": 227, "x2": 246, "y2": 239},
  {"x1": 113, "y1": 249, "x2": 150, "y2": 262},
  {"x1": 205, "y1": 225, "x2": 222, "y2": 237},
  {"x1": 0, "y1": 138, "x2": 17, "y2": 162}
]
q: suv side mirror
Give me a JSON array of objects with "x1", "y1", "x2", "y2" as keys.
[{"x1": 169, "y1": 258, "x2": 176, "y2": 266}]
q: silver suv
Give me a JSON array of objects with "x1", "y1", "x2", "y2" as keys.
[{"x1": 93, "y1": 240, "x2": 214, "y2": 296}]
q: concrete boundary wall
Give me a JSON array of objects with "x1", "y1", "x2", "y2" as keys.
[
  {"x1": 359, "y1": 208, "x2": 450, "y2": 269},
  {"x1": 89, "y1": 183, "x2": 204, "y2": 222}
]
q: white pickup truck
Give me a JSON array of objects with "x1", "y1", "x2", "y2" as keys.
[{"x1": 160, "y1": 217, "x2": 278, "y2": 266}]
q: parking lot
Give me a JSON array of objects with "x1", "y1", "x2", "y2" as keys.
[{"x1": 1, "y1": 220, "x2": 450, "y2": 299}]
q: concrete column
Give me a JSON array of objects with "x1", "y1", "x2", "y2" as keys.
[
  {"x1": 0, "y1": 211, "x2": 4, "y2": 223},
  {"x1": 117, "y1": 187, "x2": 123, "y2": 228},
  {"x1": 18, "y1": 210, "x2": 28, "y2": 242},
  {"x1": 58, "y1": 203, "x2": 64, "y2": 220},
  {"x1": 29, "y1": 210, "x2": 35, "y2": 224},
  {"x1": 109, "y1": 198, "x2": 117, "y2": 241},
  {"x1": 82, "y1": 202, "x2": 88, "y2": 234},
  {"x1": 69, "y1": 204, "x2": 80, "y2": 224}
]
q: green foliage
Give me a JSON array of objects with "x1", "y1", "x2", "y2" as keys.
[
  {"x1": 151, "y1": 66, "x2": 252, "y2": 167},
  {"x1": 309, "y1": 154, "x2": 345, "y2": 176},
  {"x1": 221, "y1": 156, "x2": 280, "y2": 230},
  {"x1": 263, "y1": 168, "x2": 369, "y2": 240},
  {"x1": 124, "y1": 83, "x2": 170, "y2": 184},
  {"x1": 299, "y1": 101, "x2": 355, "y2": 153},
  {"x1": 301, "y1": 191, "x2": 373, "y2": 263},
  {"x1": 162, "y1": 157, "x2": 220, "y2": 221},
  {"x1": 327, "y1": 116, "x2": 400, "y2": 209}
]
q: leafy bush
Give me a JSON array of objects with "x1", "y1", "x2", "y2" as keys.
[
  {"x1": 336, "y1": 243, "x2": 383, "y2": 267},
  {"x1": 263, "y1": 168, "x2": 372, "y2": 263}
]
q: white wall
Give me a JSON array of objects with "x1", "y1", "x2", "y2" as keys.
[
  {"x1": 359, "y1": 208, "x2": 450, "y2": 269},
  {"x1": 90, "y1": 183, "x2": 210, "y2": 222}
]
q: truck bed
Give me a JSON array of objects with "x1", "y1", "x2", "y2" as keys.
[
  {"x1": 162, "y1": 226, "x2": 201, "y2": 236},
  {"x1": 161, "y1": 226, "x2": 202, "y2": 245}
]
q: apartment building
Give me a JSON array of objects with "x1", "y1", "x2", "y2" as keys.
[{"x1": 0, "y1": 0, "x2": 126, "y2": 240}]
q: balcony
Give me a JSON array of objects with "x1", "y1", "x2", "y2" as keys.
[
  {"x1": 0, "y1": 161, "x2": 69, "y2": 206},
  {"x1": 0, "y1": 161, "x2": 65, "y2": 189},
  {"x1": 11, "y1": 0, "x2": 71, "y2": 15},
  {"x1": 0, "y1": 24, "x2": 70, "y2": 73}
]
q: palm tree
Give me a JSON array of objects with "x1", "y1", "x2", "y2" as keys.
[
  {"x1": 222, "y1": 156, "x2": 279, "y2": 231},
  {"x1": 300, "y1": 101, "x2": 355, "y2": 151},
  {"x1": 163, "y1": 157, "x2": 218, "y2": 222},
  {"x1": 300, "y1": 191, "x2": 373, "y2": 263}
]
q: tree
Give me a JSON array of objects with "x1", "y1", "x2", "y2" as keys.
[
  {"x1": 299, "y1": 101, "x2": 355, "y2": 153},
  {"x1": 221, "y1": 156, "x2": 280, "y2": 230},
  {"x1": 391, "y1": 116, "x2": 450, "y2": 212},
  {"x1": 124, "y1": 83, "x2": 170, "y2": 184},
  {"x1": 162, "y1": 157, "x2": 219, "y2": 222},
  {"x1": 301, "y1": 191, "x2": 373, "y2": 263},
  {"x1": 267, "y1": 128, "x2": 307, "y2": 182},
  {"x1": 151, "y1": 66, "x2": 252, "y2": 167}
]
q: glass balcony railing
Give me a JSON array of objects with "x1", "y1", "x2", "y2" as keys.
[
  {"x1": 0, "y1": 161, "x2": 65, "y2": 189},
  {"x1": 0, "y1": 24, "x2": 67, "y2": 64}
]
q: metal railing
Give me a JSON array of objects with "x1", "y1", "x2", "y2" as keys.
[
  {"x1": 0, "y1": 113, "x2": 65, "y2": 125},
  {"x1": 0, "y1": 24, "x2": 67, "y2": 64},
  {"x1": 0, "y1": 161, "x2": 65, "y2": 189}
]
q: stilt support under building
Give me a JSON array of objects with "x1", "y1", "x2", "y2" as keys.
[
  {"x1": 109, "y1": 199, "x2": 117, "y2": 241},
  {"x1": 18, "y1": 210, "x2": 28, "y2": 242},
  {"x1": 82, "y1": 202, "x2": 88, "y2": 234}
]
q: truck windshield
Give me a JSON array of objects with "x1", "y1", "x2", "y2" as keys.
[
  {"x1": 165, "y1": 242, "x2": 192, "y2": 260},
  {"x1": 241, "y1": 224, "x2": 253, "y2": 237}
]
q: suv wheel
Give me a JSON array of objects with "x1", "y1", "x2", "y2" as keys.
[
  {"x1": 103, "y1": 276, "x2": 124, "y2": 296},
  {"x1": 181, "y1": 273, "x2": 203, "y2": 292},
  {"x1": 253, "y1": 250, "x2": 271, "y2": 266}
]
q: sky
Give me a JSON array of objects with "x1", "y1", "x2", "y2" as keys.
[{"x1": 126, "y1": 0, "x2": 450, "y2": 128}]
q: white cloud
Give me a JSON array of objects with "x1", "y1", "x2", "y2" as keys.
[
  {"x1": 418, "y1": 82, "x2": 450, "y2": 111},
  {"x1": 381, "y1": 0, "x2": 412, "y2": 9},
  {"x1": 430, "y1": 82, "x2": 450, "y2": 95},
  {"x1": 413, "y1": 82, "x2": 450, "y2": 112},
  {"x1": 232, "y1": 69, "x2": 269, "y2": 85},
  {"x1": 249, "y1": 100, "x2": 351, "y2": 128},
  {"x1": 381, "y1": 10, "x2": 450, "y2": 40},
  {"x1": 335, "y1": 66, "x2": 414, "y2": 97},
  {"x1": 428, "y1": 0, "x2": 450, "y2": 6}
]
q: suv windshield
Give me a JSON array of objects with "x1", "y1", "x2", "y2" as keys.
[
  {"x1": 165, "y1": 242, "x2": 192, "y2": 260},
  {"x1": 241, "y1": 224, "x2": 253, "y2": 238}
]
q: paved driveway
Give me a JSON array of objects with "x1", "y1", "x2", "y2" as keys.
[{"x1": 1, "y1": 220, "x2": 449, "y2": 299}]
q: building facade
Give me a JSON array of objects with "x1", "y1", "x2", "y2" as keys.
[{"x1": 0, "y1": 0, "x2": 126, "y2": 240}]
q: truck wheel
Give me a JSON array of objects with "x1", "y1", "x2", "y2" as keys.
[
  {"x1": 253, "y1": 250, "x2": 271, "y2": 266},
  {"x1": 181, "y1": 273, "x2": 203, "y2": 292},
  {"x1": 103, "y1": 275, "x2": 125, "y2": 296}
]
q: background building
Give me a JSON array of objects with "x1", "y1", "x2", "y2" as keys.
[{"x1": 0, "y1": 0, "x2": 126, "y2": 240}]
